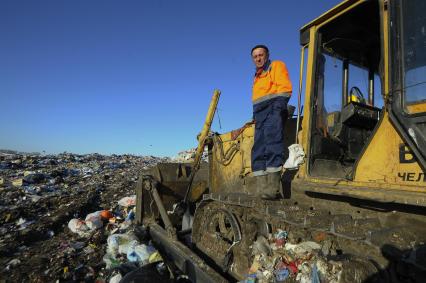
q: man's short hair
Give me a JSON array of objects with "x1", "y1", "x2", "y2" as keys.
[{"x1": 251, "y1": 44, "x2": 269, "y2": 55}]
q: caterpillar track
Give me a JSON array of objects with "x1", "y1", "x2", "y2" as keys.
[{"x1": 191, "y1": 192, "x2": 426, "y2": 282}]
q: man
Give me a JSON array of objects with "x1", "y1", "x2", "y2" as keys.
[{"x1": 251, "y1": 44, "x2": 292, "y2": 199}]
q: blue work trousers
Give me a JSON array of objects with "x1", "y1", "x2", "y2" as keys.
[{"x1": 251, "y1": 96, "x2": 289, "y2": 174}]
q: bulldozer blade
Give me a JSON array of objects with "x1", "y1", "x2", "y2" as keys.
[{"x1": 136, "y1": 162, "x2": 208, "y2": 227}]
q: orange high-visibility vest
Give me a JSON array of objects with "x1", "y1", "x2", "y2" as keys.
[{"x1": 252, "y1": 60, "x2": 292, "y2": 104}]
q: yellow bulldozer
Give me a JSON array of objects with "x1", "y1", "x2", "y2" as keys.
[{"x1": 134, "y1": 0, "x2": 426, "y2": 282}]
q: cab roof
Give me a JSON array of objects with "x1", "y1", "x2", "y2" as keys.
[{"x1": 300, "y1": 0, "x2": 362, "y2": 33}]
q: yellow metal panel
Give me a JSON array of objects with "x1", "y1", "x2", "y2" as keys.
[
  {"x1": 406, "y1": 102, "x2": 426, "y2": 114},
  {"x1": 240, "y1": 125, "x2": 254, "y2": 176},
  {"x1": 354, "y1": 112, "x2": 426, "y2": 189},
  {"x1": 210, "y1": 124, "x2": 254, "y2": 193},
  {"x1": 189, "y1": 180, "x2": 208, "y2": 202},
  {"x1": 298, "y1": 27, "x2": 317, "y2": 179}
]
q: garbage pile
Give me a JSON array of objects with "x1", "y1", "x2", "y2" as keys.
[
  {"x1": 172, "y1": 147, "x2": 208, "y2": 163},
  {"x1": 239, "y1": 229, "x2": 376, "y2": 283},
  {"x1": 66, "y1": 195, "x2": 166, "y2": 282},
  {"x1": 0, "y1": 150, "x2": 169, "y2": 282}
]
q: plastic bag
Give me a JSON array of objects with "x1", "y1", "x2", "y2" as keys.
[
  {"x1": 100, "y1": 210, "x2": 114, "y2": 220},
  {"x1": 285, "y1": 241, "x2": 321, "y2": 256},
  {"x1": 85, "y1": 211, "x2": 103, "y2": 230},
  {"x1": 107, "y1": 233, "x2": 139, "y2": 256},
  {"x1": 148, "y1": 251, "x2": 163, "y2": 263},
  {"x1": 118, "y1": 195, "x2": 136, "y2": 207},
  {"x1": 283, "y1": 144, "x2": 305, "y2": 170},
  {"x1": 68, "y1": 218, "x2": 90, "y2": 237},
  {"x1": 103, "y1": 253, "x2": 122, "y2": 270},
  {"x1": 125, "y1": 209, "x2": 135, "y2": 221},
  {"x1": 135, "y1": 244, "x2": 157, "y2": 264},
  {"x1": 126, "y1": 243, "x2": 157, "y2": 264},
  {"x1": 109, "y1": 273, "x2": 122, "y2": 283},
  {"x1": 275, "y1": 268, "x2": 289, "y2": 283},
  {"x1": 311, "y1": 263, "x2": 320, "y2": 283}
]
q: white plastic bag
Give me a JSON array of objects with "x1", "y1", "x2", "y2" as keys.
[
  {"x1": 109, "y1": 273, "x2": 122, "y2": 283},
  {"x1": 107, "y1": 232, "x2": 139, "y2": 256},
  {"x1": 118, "y1": 195, "x2": 136, "y2": 207},
  {"x1": 85, "y1": 211, "x2": 103, "y2": 230},
  {"x1": 285, "y1": 241, "x2": 321, "y2": 256},
  {"x1": 68, "y1": 218, "x2": 90, "y2": 237},
  {"x1": 126, "y1": 243, "x2": 157, "y2": 264},
  {"x1": 284, "y1": 144, "x2": 305, "y2": 170}
]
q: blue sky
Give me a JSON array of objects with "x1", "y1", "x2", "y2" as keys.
[{"x1": 0, "y1": 0, "x2": 341, "y2": 157}]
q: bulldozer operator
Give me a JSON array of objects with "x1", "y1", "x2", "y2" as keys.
[{"x1": 250, "y1": 44, "x2": 293, "y2": 199}]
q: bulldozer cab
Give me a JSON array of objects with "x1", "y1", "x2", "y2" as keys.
[
  {"x1": 299, "y1": 0, "x2": 426, "y2": 186},
  {"x1": 302, "y1": 0, "x2": 383, "y2": 178}
]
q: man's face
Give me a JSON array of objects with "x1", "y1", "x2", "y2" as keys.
[{"x1": 252, "y1": 48, "x2": 269, "y2": 69}]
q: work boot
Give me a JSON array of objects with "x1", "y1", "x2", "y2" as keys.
[
  {"x1": 245, "y1": 171, "x2": 267, "y2": 196},
  {"x1": 254, "y1": 174, "x2": 269, "y2": 197},
  {"x1": 261, "y1": 172, "x2": 281, "y2": 200},
  {"x1": 245, "y1": 174, "x2": 258, "y2": 196}
]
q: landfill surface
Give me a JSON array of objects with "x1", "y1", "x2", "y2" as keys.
[
  {"x1": 0, "y1": 150, "x2": 170, "y2": 282},
  {"x1": 2, "y1": 149, "x2": 418, "y2": 282}
]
